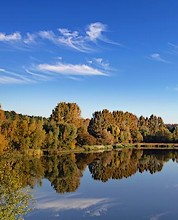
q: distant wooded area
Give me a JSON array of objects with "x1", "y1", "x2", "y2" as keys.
[{"x1": 0, "y1": 102, "x2": 178, "y2": 153}]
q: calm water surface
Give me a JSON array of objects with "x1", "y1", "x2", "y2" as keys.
[{"x1": 1, "y1": 149, "x2": 178, "y2": 220}]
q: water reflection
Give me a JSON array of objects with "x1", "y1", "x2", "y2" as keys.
[
  {"x1": 89, "y1": 149, "x2": 166, "y2": 181},
  {"x1": 1, "y1": 149, "x2": 178, "y2": 193},
  {"x1": 1, "y1": 149, "x2": 178, "y2": 219},
  {"x1": 0, "y1": 154, "x2": 32, "y2": 220},
  {"x1": 44, "y1": 154, "x2": 82, "y2": 193}
]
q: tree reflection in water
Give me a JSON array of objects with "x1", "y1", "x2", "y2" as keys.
[
  {"x1": 1, "y1": 149, "x2": 178, "y2": 219},
  {"x1": 0, "y1": 154, "x2": 32, "y2": 220}
]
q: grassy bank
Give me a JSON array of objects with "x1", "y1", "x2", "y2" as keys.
[
  {"x1": 2, "y1": 143, "x2": 178, "y2": 157},
  {"x1": 42, "y1": 143, "x2": 178, "y2": 155}
]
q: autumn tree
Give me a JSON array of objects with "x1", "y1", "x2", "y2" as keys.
[
  {"x1": 0, "y1": 105, "x2": 8, "y2": 153},
  {"x1": 112, "y1": 111, "x2": 142, "y2": 143},
  {"x1": 138, "y1": 115, "x2": 172, "y2": 143},
  {"x1": 0, "y1": 155, "x2": 32, "y2": 219},
  {"x1": 76, "y1": 119, "x2": 96, "y2": 146},
  {"x1": 44, "y1": 120, "x2": 60, "y2": 150},
  {"x1": 58, "y1": 123, "x2": 77, "y2": 149},
  {"x1": 88, "y1": 109, "x2": 114, "y2": 144},
  {"x1": 50, "y1": 102, "x2": 82, "y2": 127},
  {"x1": 44, "y1": 154, "x2": 82, "y2": 193},
  {"x1": 173, "y1": 126, "x2": 178, "y2": 142}
]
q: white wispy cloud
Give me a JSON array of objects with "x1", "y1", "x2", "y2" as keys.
[
  {"x1": 0, "y1": 22, "x2": 119, "y2": 52},
  {"x1": 0, "y1": 68, "x2": 6, "y2": 72},
  {"x1": 0, "y1": 23, "x2": 115, "y2": 83},
  {"x1": 149, "y1": 211, "x2": 171, "y2": 220},
  {"x1": 0, "y1": 32, "x2": 21, "y2": 42},
  {"x1": 36, "y1": 62, "x2": 107, "y2": 76},
  {"x1": 92, "y1": 58, "x2": 110, "y2": 69},
  {"x1": 85, "y1": 205, "x2": 108, "y2": 217},
  {"x1": 58, "y1": 28, "x2": 79, "y2": 37},
  {"x1": 86, "y1": 22, "x2": 106, "y2": 41},
  {"x1": 168, "y1": 42, "x2": 178, "y2": 50},
  {"x1": 34, "y1": 192, "x2": 119, "y2": 218},
  {"x1": 37, "y1": 22, "x2": 119, "y2": 52},
  {"x1": 0, "y1": 68, "x2": 36, "y2": 84},
  {"x1": 24, "y1": 68, "x2": 50, "y2": 80},
  {"x1": 86, "y1": 22, "x2": 120, "y2": 46},
  {"x1": 36, "y1": 197, "x2": 109, "y2": 211},
  {"x1": 167, "y1": 42, "x2": 178, "y2": 56},
  {"x1": 149, "y1": 53, "x2": 168, "y2": 63},
  {"x1": 24, "y1": 33, "x2": 37, "y2": 44},
  {"x1": 0, "y1": 76, "x2": 27, "y2": 84},
  {"x1": 0, "y1": 57, "x2": 109, "y2": 84},
  {"x1": 38, "y1": 30, "x2": 55, "y2": 41},
  {"x1": 57, "y1": 29, "x2": 89, "y2": 52}
]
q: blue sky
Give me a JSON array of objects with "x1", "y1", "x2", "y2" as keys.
[{"x1": 0, "y1": 0, "x2": 178, "y2": 123}]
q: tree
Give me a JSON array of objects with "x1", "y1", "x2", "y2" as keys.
[
  {"x1": 50, "y1": 102, "x2": 81, "y2": 127},
  {"x1": 28, "y1": 118, "x2": 45, "y2": 149},
  {"x1": 76, "y1": 126, "x2": 96, "y2": 146},
  {"x1": 100, "y1": 129, "x2": 114, "y2": 145},
  {"x1": 173, "y1": 126, "x2": 178, "y2": 142},
  {"x1": 118, "y1": 128, "x2": 132, "y2": 143},
  {"x1": 59, "y1": 123, "x2": 77, "y2": 149},
  {"x1": 109, "y1": 125, "x2": 120, "y2": 143},
  {"x1": 88, "y1": 109, "x2": 113, "y2": 138},
  {"x1": 0, "y1": 105, "x2": 8, "y2": 153},
  {"x1": 131, "y1": 129, "x2": 143, "y2": 143}
]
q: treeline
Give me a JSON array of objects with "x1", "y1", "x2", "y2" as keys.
[{"x1": 0, "y1": 102, "x2": 178, "y2": 153}]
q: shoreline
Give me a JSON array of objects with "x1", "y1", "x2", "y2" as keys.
[
  {"x1": 24, "y1": 143, "x2": 178, "y2": 156},
  {"x1": 2, "y1": 143, "x2": 178, "y2": 157}
]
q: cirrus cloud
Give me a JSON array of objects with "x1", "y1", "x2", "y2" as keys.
[
  {"x1": 0, "y1": 68, "x2": 35, "y2": 84},
  {"x1": 0, "y1": 57, "x2": 109, "y2": 84},
  {"x1": 86, "y1": 22, "x2": 107, "y2": 41},
  {"x1": 0, "y1": 32, "x2": 21, "y2": 42},
  {"x1": 36, "y1": 62, "x2": 107, "y2": 76},
  {"x1": 0, "y1": 22, "x2": 119, "y2": 52},
  {"x1": 149, "y1": 53, "x2": 168, "y2": 63}
]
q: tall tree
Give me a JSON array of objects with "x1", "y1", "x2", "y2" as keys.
[
  {"x1": 50, "y1": 102, "x2": 81, "y2": 127},
  {"x1": 0, "y1": 105, "x2": 8, "y2": 153}
]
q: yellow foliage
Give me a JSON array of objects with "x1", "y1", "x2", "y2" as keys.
[{"x1": 0, "y1": 134, "x2": 8, "y2": 154}]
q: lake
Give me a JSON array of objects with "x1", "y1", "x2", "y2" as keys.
[{"x1": 1, "y1": 149, "x2": 178, "y2": 220}]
